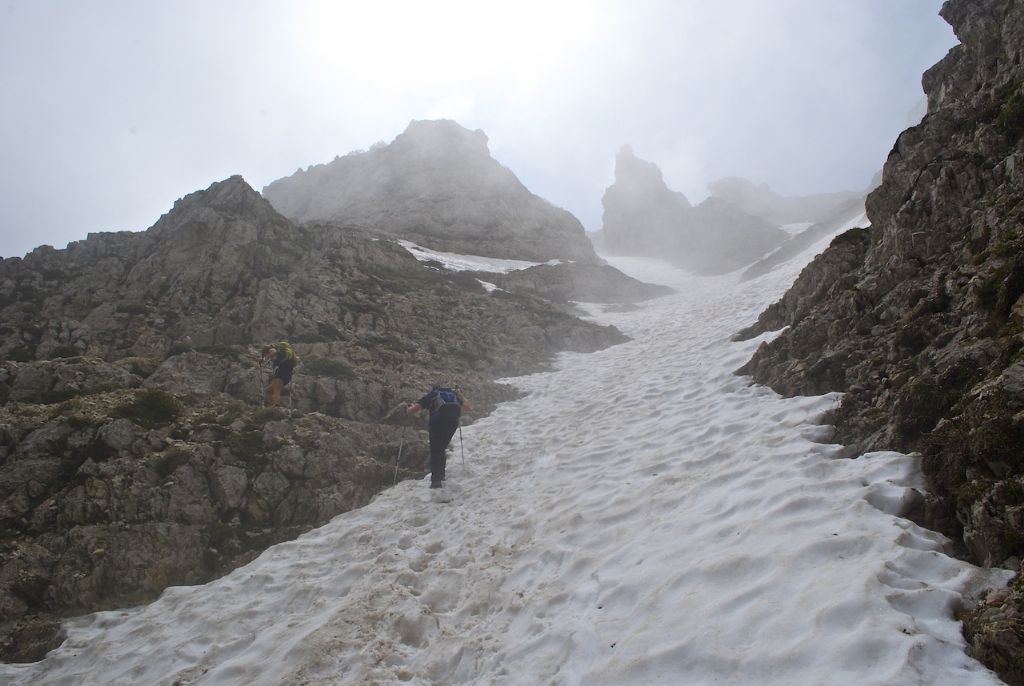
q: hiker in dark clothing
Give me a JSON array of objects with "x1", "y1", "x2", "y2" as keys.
[
  {"x1": 263, "y1": 341, "x2": 298, "y2": 407},
  {"x1": 407, "y1": 386, "x2": 469, "y2": 491}
]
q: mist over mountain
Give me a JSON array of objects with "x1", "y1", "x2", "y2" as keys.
[
  {"x1": 739, "y1": 197, "x2": 869, "y2": 281},
  {"x1": 263, "y1": 120, "x2": 598, "y2": 263},
  {"x1": 708, "y1": 176, "x2": 866, "y2": 225},
  {"x1": 598, "y1": 146, "x2": 789, "y2": 274}
]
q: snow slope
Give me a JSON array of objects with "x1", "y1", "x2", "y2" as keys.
[
  {"x1": 2, "y1": 232, "x2": 1011, "y2": 686},
  {"x1": 396, "y1": 240, "x2": 550, "y2": 273},
  {"x1": 780, "y1": 221, "x2": 815, "y2": 235}
]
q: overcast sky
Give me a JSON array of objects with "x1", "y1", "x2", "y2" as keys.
[{"x1": 0, "y1": 0, "x2": 955, "y2": 258}]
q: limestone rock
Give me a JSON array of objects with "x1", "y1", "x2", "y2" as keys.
[
  {"x1": 962, "y1": 578, "x2": 1024, "y2": 686},
  {"x1": 734, "y1": 227, "x2": 872, "y2": 347},
  {"x1": 2, "y1": 359, "x2": 141, "y2": 405},
  {"x1": 740, "y1": 198, "x2": 868, "y2": 281}
]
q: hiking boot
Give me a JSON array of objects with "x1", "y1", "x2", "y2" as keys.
[{"x1": 430, "y1": 482, "x2": 452, "y2": 503}]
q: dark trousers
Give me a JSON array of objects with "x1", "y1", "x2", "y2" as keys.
[{"x1": 428, "y1": 416, "x2": 459, "y2": 485}]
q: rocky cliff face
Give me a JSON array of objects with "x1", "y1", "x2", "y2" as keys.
[
  {"x1": 0, "y1": 175, "x2": 629, "y2": 662},
  {"x1": 600, "y1": 147, "x2": 788, "y2": 274},
  {"x1": 262, "y1": 120, "x2": 599, "y2": 263},
  {"x1": 736, "y1": 0, "x2": 1024, "y2": 679}
]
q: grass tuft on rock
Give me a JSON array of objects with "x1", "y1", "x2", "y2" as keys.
[
  {"x1": 113, "y1": 388, "x2": 180, "y2": 428},
  {"x1": 999, "y1": 88, "x2": 1024, "y2": 141}
]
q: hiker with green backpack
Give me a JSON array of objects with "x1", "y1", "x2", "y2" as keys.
[
  {"x1": 407, "y1": 385, "x2": 469, "y2": 501},
  {"x1": 262, "y1": 341, "x2": 298, "y2": 407}
]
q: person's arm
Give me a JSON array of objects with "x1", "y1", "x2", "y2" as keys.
[{"x1": 410, "y1": 390, "x2": 436, "y2": 413}]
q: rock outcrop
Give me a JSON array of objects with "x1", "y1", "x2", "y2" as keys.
[
  {"x1": 262, "y1": 120, "x2": 599, "y2": 263},
  {"x1": 599, "y1": 146, "x2": 788, "y2": 274},
  {"x1": 471, "y1": 262, "x2": 675, "y2": 306},
  {"x1": 735, "y1": 0, "x2": 1024, "y2": 680},
  {"x1": 0, "y1": 175, "x2": 626, "y2": 662},
  {"x1": 739, "y1": 198, "x2": 868, "y2": 281}
]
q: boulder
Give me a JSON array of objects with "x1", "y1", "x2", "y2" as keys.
[{"x1": 2, "y1": 358, "x2": 141, "y2": 405}]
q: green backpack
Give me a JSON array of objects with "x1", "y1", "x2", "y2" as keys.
[{"x1": 275, "y1": 341, "x2": 298, "y2": 365}]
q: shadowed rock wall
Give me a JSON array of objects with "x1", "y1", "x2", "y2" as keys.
[{"x1": 735, "y1": 1, "x2": 1024, "y2": 679}]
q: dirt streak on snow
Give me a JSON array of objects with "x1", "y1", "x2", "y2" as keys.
[{"x1": 1, "y1": 229, "x2": 1011, "y2": 686}]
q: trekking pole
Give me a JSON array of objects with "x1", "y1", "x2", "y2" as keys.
[
  {"x1": 288, "y1": 360, "x2": 301, "y2": 411},
  {"x1": 254, "y1": 361, "x2": 265, "y2": 407},
  {"x1": 261, "y1": 364, "x2": 270, "y2": 407},
  {"x1": 393, "y1": 437, "x2": 405, "y2": 486},
  {"x1": 459, "y1": 423, "x2": 466, "y2": 471}
]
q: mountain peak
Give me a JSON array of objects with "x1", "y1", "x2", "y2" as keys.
[
  {"x1": 176, "y1": 175, "x2": 274, "y2": 216},
  {"x1": 149, "y1": 175, "x2": 285, "y2": 241},
  {"x1": 602, "y1": 148, "x2": 785, "y2": 274},
  {"x1": 613, "y1": 145, "x2": 681, "y2": 201},
  {"x1": 262, "y1": 122, "x2": 598, "y2": 263},
  {"x1": 394, "y1": 119, "x2": 490, "y2": 157}
]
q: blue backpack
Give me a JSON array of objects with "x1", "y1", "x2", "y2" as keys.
[{"x1": 430, "y1": 387, "x2": 462, "y2": 419}]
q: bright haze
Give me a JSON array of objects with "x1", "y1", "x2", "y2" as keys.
[{"x1": 0, "y1": 0, "x2": 954, "y2": 258}]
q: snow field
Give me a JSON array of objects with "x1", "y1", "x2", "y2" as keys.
[
  {"x1": 1, "y1": 226, "x2": 1012, "y2": 685},
  {"x1": 395, "y1": 240, "x2": 549, "y2": 273}
]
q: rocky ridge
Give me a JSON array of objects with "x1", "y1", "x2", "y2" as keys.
[
  {"x1": 735, "y1": 0, "x2": 1024, "y2": 680},
  {"x1": 599, "y1": 146, "x2": 789, "y2": 274},
  {"x1": 262, "y1": 119, "x2": 599, "y2": 263},
  {"x1": 469, "y1": 262, "x2": 675, "y2": 307},
  {"x1": 739, "y1": 198, "x2": 868, "y2": 281},
  {"x1": 0, "y1": 175, "x2": 649, "y2": 662}
]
